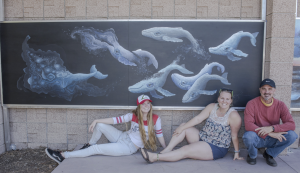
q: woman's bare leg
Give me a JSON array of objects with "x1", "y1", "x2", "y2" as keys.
[
  {"x1": 142, "y1": 141, "x2": 213, "y2": 162},
  {"x1": 161, "y1": 125, "x2": 200, "y2": 154}
]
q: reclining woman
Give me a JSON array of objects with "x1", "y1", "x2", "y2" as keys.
[
  {"x1": 141, "y1": 88, "x2": 243, "y2": 163},
  {"x1": 45, "y1": 94, "x2": 166, "y2": 164}
]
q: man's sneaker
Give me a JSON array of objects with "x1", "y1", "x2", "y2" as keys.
[
  {"x1": 79, "y1": 143, "x2": 91, "y2": 150},
  {"x1": 263, "y1": 151, "x2": 277, "y2": 167},
  {"x1": 45, "y1": 148, "x2": 65, "y2": 164},
  {"x1": 246, "y1": 154, "x2": 256, "y2": 165}
]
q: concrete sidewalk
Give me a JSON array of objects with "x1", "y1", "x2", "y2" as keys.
[{"x1": 52, "y1": 147, "x2": 300, "y2": 173}]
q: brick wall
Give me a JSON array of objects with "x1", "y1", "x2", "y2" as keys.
[{"x1": 1, "y1": 0, "x2": 299, "y2": 151}]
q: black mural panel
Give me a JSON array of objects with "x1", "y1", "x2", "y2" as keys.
[{"x1": 1, "y1": 21, "x2": 264, "y2": 107}]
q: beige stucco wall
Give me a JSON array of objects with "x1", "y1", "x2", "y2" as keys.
[{"x1": 0, "y1": 0, "x2": 299, "y2": 153}]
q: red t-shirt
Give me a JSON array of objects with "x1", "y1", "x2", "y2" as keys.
[{"x1": 244, "y1": 97, "x2": 295, "y2": 139}]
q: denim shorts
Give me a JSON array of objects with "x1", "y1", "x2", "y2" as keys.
[{"x1": 200, "y1": 138, "x2": 228, "y2": 160}]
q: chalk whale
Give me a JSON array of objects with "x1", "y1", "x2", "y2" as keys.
[
  {"x1": 128, "y1": 57, "x2": 194, "y2": 99},
  {"x1": 182, "y1": 73, "x2": 231, "y2": 103},
  {"x1": 142, "y1": 27, "x2": 204, "y2": 56},
  {"x1": 18, "y1": 35, "x2": 108, "y2": 101},
  {"x1": 71, "y1": 27, "x2": 158, "y2": 68},
  {"x1": 171, "y1": 62, "x2": 225, "y2": 90},
  {"x1": 209, "y1": 31, "x2": 259, "y2": 61},
  {"x1": 291, "y1": 93, "x2": 300, "y2": 101}
]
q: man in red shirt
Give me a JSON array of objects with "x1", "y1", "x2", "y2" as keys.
[{"x1": 243, "y1": 78, "x2": 298, "y2": 167}]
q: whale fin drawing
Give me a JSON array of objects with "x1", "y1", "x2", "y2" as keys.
[
  {"x1": 198, "y1": 90, "x2": 217, "y2": 95},
  {"x1": 90, "y1": 65, "x2": 108, "y2": 80},
  {"x1": 162, "y1": 36, "x2": 183, "y2": 42},
  {"x1": 156, "y1": 87, "x2": 175, "y2": 97},
  {"x1": 231, "y1": 49, "x2": 248, "y2": 57},
  {"x1": 227, "y1": 54, "x2": 242, "y2": 61},
  {"x1": 177, "y1": 64, "x2": 194, "y2": 74},
  {"x1": 251, "y1": 32, "x2": 259, "y2": 46},
  {"x1": 118, "y1": 56, "x2": 137, "y2": 66},
  {"x1": 220, "y1": 72, "x2": 231, "y2": 85},
  {"x1": 150, "y1": 90, "x2": 164, "y2": 99}
]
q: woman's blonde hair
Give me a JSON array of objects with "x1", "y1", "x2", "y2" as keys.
[{"x1": 132, "y1": 103, "x2": 157, "y2": 151}]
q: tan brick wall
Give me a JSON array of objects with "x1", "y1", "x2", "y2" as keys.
[
  {"x1": 4, "y1": 0, "x2": 262, "y2": 20},
  {"x1": 6, "y1": 107, "x2": 246, "y2": 150},
  {"x1": 1, "y1": 0, "x2": 298, "y2": 151}
]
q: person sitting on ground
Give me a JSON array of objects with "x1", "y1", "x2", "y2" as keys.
[
  {"x1": 243, "y1": 78, "x2": 298, "y2": 167},
  {"x1": 141, "y1": 88, "x2": 243, "y2": 163},
  {"x1": 45, "y1": 94, "x2": 166, "y2": 164}
]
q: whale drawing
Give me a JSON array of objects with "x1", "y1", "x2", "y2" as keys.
[
  {"x1": 71, "y1": 27, "x2": 158, "y2": 68},
  {"x1": 142, "y1": 27, "x2": 205, "y2": 56},
  {"x1": 171, "y1": 62, "x2": 225, "y2": 90},
  {"x1": 291, "y1": 93, "x2": 300, "y2": 101},
  {"x1": 18, "y1": 35, "x2": 108, "y2": 101},
  {"x1": 209, "y1": 31, "x2": 259, "y2": 61},
  {"x1": 182, "y1": 73, "x2": 231, "y2": 103},
  {"x1": 132, "y1": 49, "x2": 158, "y2": 69},
  {"x1": 128, "y1": 57, "x2": 194, "y2": 99}
]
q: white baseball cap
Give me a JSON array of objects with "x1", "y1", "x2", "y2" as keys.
[{"x1": 137, "y1": 94, "x2": 152, "y2": 105}]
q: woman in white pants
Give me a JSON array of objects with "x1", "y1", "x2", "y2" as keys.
[{"x1": 45, "y1": 94, "x2": 166, "y2": 164}]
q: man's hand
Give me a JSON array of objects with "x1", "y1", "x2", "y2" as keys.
[
  {"x1": 255, "y1": 126, "x2": 273, "y2": 136},
  {"x1": 268, "y1": 132, "x2": 287, "y2": 142}
]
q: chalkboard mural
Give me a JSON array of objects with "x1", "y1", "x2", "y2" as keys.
[
  {"x1": 1, "y1": 21, "x2": 264, "y2": 107},
  {"x1": 292, "y1": 19, "x2": 300, "y2": 107}
]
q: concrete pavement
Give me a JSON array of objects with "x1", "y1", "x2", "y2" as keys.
[{"x1": 52, "y1": 147, "x2": 300, "y2": 173}]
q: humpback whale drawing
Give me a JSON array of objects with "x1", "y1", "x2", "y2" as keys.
[
  {"x1": 142, "y1": 27, "x2": 205, "y2": 56},
  {"x1": 182, "y1": 73, "x2": 231, "y2": 103},
  {"x1": 128, "y1": 57, "x2": 194, "y2": 99},
  {"x1": 17, "y1": 35, "x2": 108, "y2": 101},
  {"x1": 209, "y1": 31, "x2": 259, "y2": 61},
  {"x1": 71, "y1": 27, "x2": 158, "y2": 68},
  {"x1": 171, "y1": 62, "x2": 225, "y2": 90},
  {"x1": 291, "y1": 92, "x2": 300, "y2": 101}
]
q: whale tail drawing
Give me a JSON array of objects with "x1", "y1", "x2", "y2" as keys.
[
  {"x1": 251, "y1": 32, "x2": 259, "y2": 46},
  {"x1": 90, "y1": 65, "x2": 108, "y2": 79},
  {"x1": 220, "y1": 72, "x2": 231, "y2": 85}
]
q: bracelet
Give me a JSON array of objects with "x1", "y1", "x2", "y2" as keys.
[{"x1": 234, "y1": 150, "x2": 240, "y2": 153}]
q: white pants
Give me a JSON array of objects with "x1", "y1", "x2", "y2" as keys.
[{"x1": 64, "y1": 123, "x2": 138, "y2": 158}]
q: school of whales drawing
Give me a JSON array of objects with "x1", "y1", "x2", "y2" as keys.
[{"x1": 12, "y1": 23, "x2": 260, "y2": 105}]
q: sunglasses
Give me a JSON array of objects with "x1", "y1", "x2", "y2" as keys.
[{"x1": 219, "y1": 88, "x2": 233, "y2": 97}]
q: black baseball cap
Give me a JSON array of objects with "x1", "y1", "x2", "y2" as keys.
[{"x1": 260, "y1": 78, "x2": 276, "y2": 88}]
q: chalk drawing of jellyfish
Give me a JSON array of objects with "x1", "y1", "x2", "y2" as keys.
[
  {"x1": 71, "y1": 27, "x2": 158, "y2": 69},
  {"x1": 209, "y1": 31, "x2": 259, "y2": 61},
  {"x1": 17, "y1": 35, "x2": 108, "y2": 101},
  {"x1": 141, "y1": 27, "x2": 210, "y2": 60}
]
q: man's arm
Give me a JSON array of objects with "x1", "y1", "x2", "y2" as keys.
[{"x1": 273, "y1": 102, "x2": 295, "y2": 132}]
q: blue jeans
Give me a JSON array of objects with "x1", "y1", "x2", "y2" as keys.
[{"x1": 242, "y1": 131, "x2": 298, "y2": 159}]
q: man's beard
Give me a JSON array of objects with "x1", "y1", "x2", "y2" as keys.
[{"x1": 263, "y1": 94, "x2": 271, "y2": 101}]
